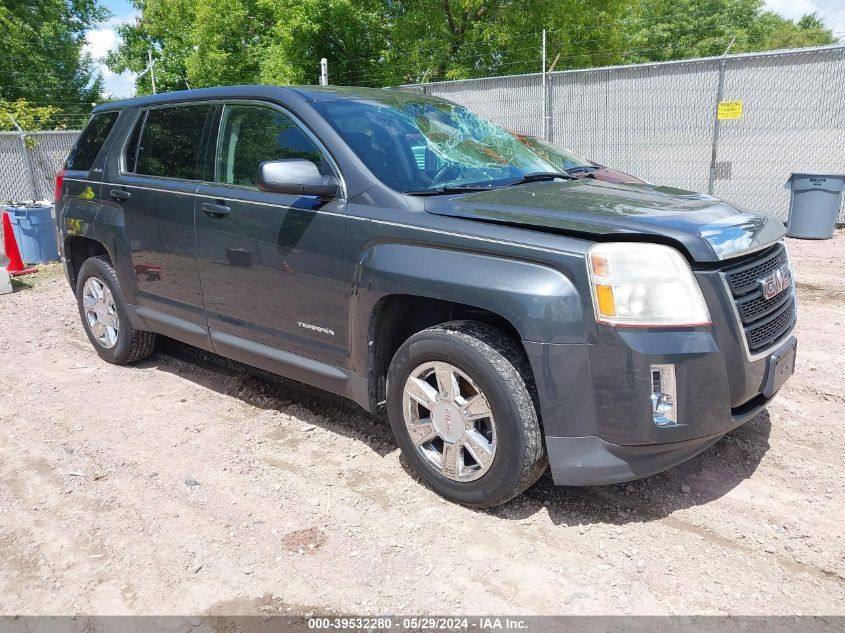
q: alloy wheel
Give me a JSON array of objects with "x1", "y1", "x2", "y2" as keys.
[
  {"x1": 82, "y1": 276, "x2": 119, "y2": 349},
  {"x1": 402, "y1": 361, "x2": 497, "y2": 482}
]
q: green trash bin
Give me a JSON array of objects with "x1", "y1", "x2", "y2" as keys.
[{"x1": 784, "y1": 173, "x2": 845, "y2": 240}]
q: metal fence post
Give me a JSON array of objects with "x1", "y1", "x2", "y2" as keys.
[
  {"x1": 707, "y1": 59, "x2": 726, "y2": 196},
  {"x1": 707, "y1": 38, "x2": 735, "y2": 196},
  {"x1": 5, "y1": 113, "x2": 38, "y2": 201},
  {"x1": 320, "y1": 58, "x2": 329, "y2": 86},
  {"x1": 541, "y1": 29, "x2": 548, "y2": 140}
]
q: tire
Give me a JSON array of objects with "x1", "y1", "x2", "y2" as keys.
[
  {"x1": 75, "y1": 255, "x2": 156, "y2": 365},
  {"x1": 386, "y1": 321, "x2": 547, "y2": 508}
]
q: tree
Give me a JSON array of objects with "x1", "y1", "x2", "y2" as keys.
[
  {"x1": 0, "y1": 99, "x2": 76, "y2": 133},
  {"x1": 108, "y1": 0, "x2": 388, "y2": 91},
  {"x1": 373, "y1": 0, "x2": 633, "y2": 84},
  {"x1": 252, "y1": 0, "x2": 387, "y2": 86},
  {"x1": 749, "y1": 11, "x2": 836, "y2": 52},
  {"x1": 0, "y1": 0, "x2": 109, "y2": 128},
  {"x1": 622, "y1": 0, "x2": 836, "y2": 64},
  {"x1": 107, "y1": 0, "x2": 839, "y2": 92},
  {"x1": 105, "y1": 0, "x2": 197, "y2": 94}
]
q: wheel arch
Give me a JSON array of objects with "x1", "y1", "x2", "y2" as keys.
[
  {"x1": 64, "y1": 235, "x2": 111, "y2": 290},
  {"x1": 366, "y1": 294, "x2": 530, "y2": 411},
  {"x1": 349, "y1": 242, "x2": 585, "y2": 412}
]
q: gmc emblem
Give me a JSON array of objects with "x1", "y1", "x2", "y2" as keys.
[{"x1": 758, "y1": 265, "x2": 792, "y2": 300}]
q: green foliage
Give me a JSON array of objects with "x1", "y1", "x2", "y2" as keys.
[
  {"x1": 749, "y1": 11, "x2": 837, "y2": 52},
  {"x1": 623, "y1": 0, "x2": 837, "y2": 63},
  {"x1": 105, "y1": 0, "x2": 197, "y2": 94},
  {"x1": 107, "y1": 0, "x2": 839, "y2": 92},
  {"x1": 254, "y1": 0, "x2": 387, "y2": 86},
  {"x1": 0, "y1": 0, "x2": 108, "y2": 128},
  {"x1": 0, "y1": 99, "x2": 80, "y2": 132},
  {"x1": 378, "y1": 0, "x2": 632, "y2": 84}
]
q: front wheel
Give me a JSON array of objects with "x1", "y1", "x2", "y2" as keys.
[{"x1": 386, "y1": 321, "x2": 547, "y2": 508}]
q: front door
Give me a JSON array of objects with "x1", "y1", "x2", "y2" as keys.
[{"x1": 196, "y1": 102, "x2": 349, "y2": 370}]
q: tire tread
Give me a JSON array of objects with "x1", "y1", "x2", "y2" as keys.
[
  {"x1": 79, "y1": 255, "x2": 156, "y2": 365},
  {"x1": 431, "y1": 321, "x2": 548, "y2": 503},
  {"x1": 388, "y1": 320, "x2": 547, "y2": 507}
]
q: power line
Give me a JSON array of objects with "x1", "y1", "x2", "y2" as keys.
[
  {"x1": 333, "y1": 34, "x2": 823, "y2": 86},
  {"x1": 332, "y1": 24, "x2": 841, "y2": 86}
]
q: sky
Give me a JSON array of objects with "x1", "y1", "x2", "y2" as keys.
[
  {"x1": 83, "y1": 0, "x2": 139, "y2": 99},
  {"x1": 84, "y1": 0, "x2": 845, "y2": 99}
]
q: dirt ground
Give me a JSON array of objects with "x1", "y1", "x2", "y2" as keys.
[{"x1": 0, "y1": 233, "x2": 843, "y2": 617}]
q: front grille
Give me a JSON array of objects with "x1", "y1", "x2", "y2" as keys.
[
  {"x1": 746, "y1": 301, "x2": 796, "y2": 351},
  {"x1": 725, "y1": 246, "x2": 788, "y2": 296},
  {"x1": 736, "y1": 286, "x2": 792, "y2": 322},
  {"x1": 720, "y1": 243, "x2": 796, "y2": 354}
]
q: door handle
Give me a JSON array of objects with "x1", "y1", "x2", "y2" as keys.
[
  {"x1": 110, "y1": 188, "x2": 131, "y2": 202},
  {"x1": 201, "y1": 201, "x2": 231, "y2": 218}
]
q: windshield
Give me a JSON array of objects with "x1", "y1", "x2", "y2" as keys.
[
  {"x1": 515, "y1": 135, "x2": 594, "y2": 171},
  {"x1": 312, "y1": 96, "x2": 563, "y2": 193}
]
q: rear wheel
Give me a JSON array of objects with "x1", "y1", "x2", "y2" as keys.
[
  {"x1": 386, "y1": 321, "x2": 547, "y2": 507},
  {"x1": 76, "y1": 256, "x2": 156, "y2": 365}
]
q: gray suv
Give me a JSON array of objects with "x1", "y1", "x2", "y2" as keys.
[{"x1": 56, "y1": 85, "x2": 797, "y2": 507}]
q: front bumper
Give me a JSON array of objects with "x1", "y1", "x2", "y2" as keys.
[
  {"x1": 523, "y1": 328, "x2": 794, "y2": 486},
  {"x1": 544, "y1": 396, "x2": 765, "y2": 485}
]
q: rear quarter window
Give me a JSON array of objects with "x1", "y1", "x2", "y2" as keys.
[
  {"x1": 65, "y1": 111, "x2": 119, "y2": 171},
  {"x1": 124, "y1": 105, "x2": 212, "y2": 180}
]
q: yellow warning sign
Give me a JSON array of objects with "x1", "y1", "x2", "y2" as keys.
[{"x1": 717, "y1": 100, "x2": 743, "y2": 120}]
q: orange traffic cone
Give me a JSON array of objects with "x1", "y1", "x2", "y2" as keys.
[{"x1": 2, "y1": 210, "x2": 38, "y2": 276}]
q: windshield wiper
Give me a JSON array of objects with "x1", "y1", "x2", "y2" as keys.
[
  {"x1": 503, "y1": 172, "x2": 575, "y2": 186},
  {"x1": 404, "y1": 184, "x2": 499, "y2": 196},
  {"x1": 565, "y1": 165, "x2": 602, "y2": 174}
]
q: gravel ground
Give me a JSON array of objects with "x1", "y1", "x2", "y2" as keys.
[{"x1": 0, "y1": 234, "x2": 843, "y2": 616}]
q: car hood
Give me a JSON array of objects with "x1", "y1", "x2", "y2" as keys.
[{"x1": 424, "y1": 179, "x2": 785, "y2": 262}]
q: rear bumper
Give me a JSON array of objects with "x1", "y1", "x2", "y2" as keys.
[{"x1": 545, "y1": 395, "x2": 765, "y2": 485}]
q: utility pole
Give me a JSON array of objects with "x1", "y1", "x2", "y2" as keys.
[
  {"x1": 148, "y1": 49, "x2": 157, "y2": 94},
  {"x1": 319, "y1": 58, "x2": 329, "y2": 86}
]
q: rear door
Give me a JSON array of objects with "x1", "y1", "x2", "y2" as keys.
[
  {"x1": 195, "y1": 101, "x2": 349, "y2": 369},
  {"x1": 106, "y1": 103, "x2": 213, "y2": 348}
]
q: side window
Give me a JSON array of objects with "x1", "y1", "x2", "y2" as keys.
[
  {"x1": 215, "y1": 104, "x2": 331, "y2": 187},
  {"x1": 124, "y1": 105, "x2": 211, "y2": 180},
  {"x1": 65, "y1": 111, "x2": 119, "y2": 171}
]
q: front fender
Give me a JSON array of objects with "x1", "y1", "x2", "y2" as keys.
[{"x1": 349, "y1": 243, "x2": 585, "y2": 355}]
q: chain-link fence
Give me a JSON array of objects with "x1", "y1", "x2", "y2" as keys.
[
  {"x1": 0, "y1": 130, "x2": 79, "y2": 204},
  {"x1": 402, "y1": 44, "x2": 845, "y2": 222},
  {"x1": 2, "y1": 45, "x2": 843, "y2": 220}
]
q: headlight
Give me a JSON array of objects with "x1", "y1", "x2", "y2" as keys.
[{"x1": 587, "y1": 243, "x2": 711, "y2": 326}]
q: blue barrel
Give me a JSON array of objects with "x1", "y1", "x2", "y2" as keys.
[{"x1": 6, "y1": 205, "x2": 60, "y2": 264}]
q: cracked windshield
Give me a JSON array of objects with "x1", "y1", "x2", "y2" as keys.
[{"x1": 313, "y1": 97, "x2": 562, "y2": 193}]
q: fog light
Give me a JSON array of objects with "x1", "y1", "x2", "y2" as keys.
[{"x1": 651, "y1": 364, "x2": 678, "y2": 427}]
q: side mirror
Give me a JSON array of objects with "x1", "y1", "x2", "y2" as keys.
[{"x1": 256, "y1": 159, "x2": 339, "y2": 198}]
